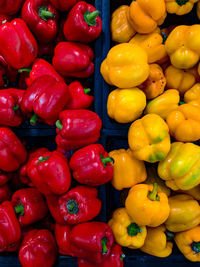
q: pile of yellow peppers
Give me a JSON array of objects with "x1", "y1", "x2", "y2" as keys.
[{"x1": 101, "y1": 0, "x2": 200, "y2": 262}]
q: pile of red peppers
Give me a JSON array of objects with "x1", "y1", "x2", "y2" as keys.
[{"x1": 0, "y1": 1, "x2": 124, "y2": 267}]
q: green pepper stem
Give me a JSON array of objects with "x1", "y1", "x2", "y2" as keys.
[
  {"x1": 14, "y1": 203, "x2": 24, "y2": 216},
  {"x1": 37, "y1": 156, "x2": 50, "y2": 165},
  {"x1": 84, "y1": 88, "x2": 91, "y2": 94},
  {"x1": 30, "y1": 113, "x2": 38, "y2": 126},
  {"x1": 161, "y1": 32, "x2": 167, "y2": 44},
  {"x1": 56, "y1": 120, "x2": 63, "y2": 130},
  {"x1": 192, "y1": 242, "x2": 200, "y2": 254},
  {"x1": 101, "y1": 237, "x2": 108, "y2": 254},
  {"x1": 127, "y1": 223, "x2": 142, "y2": 237},
  {"x1": 38, "y1": 6, "x2": 55, "y2": 21},
  {"x1": 2, "y1": 20, "x2": 7, "y2": 24},
  {"x1": 165, "y1": 230, "x2": 174, "y2": 241},
  {"x1": 148, "y1": 183, "x2": 160, "y2": 201},
  {"x1": 66, "y1": 199, "x2": 79, "y2": 214},
  {"x1": 84, "y1": 10, "x2": 99, "y2": 26},
  {"x1": 13, "y1": 105, "x2": 19, "y2": 112},
  {"x1": 179, "y1": 101, "x2": 185, "y2": 105},
  {"x1": 100, "y1": 154, "x2": 114, "y2": 167},
  {"x1": 120, "y1": 254, "x2": 125, "y2": 261},
  {"x1": 18, "y1": 68, "x2": 32, "y2": 73}
]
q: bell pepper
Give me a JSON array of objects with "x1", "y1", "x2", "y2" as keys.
[
  {"x1": 12, "y1": 188, "x2": 48, "y2": 227},
  {"x1": 108, "y1": 149, "x2": 147, "y2": 190},
  {"x1": 65, "y1": 81, "x2": 94, "y2": 110},
  {"x1": 0, "y1": 14, "x2": 11, "y2": 25},
  {"x1": 21, "y1": 0, "x2": 58, "y2": 44},
  {"x1": 0, "y1": 171, "x2": 9, "y2": 186},
  {"x1": 175, "y1": 226, "x2": 200, "y2": 262},
  {"x1": 0, "y1": 127, "x2": 27, "y2": 172},
  {"x1": 140, "y1": 225, "x2": 173, "y2": 257},
  {"x1": 165, "y1": 0, "x2": 198, "y2": 15},
  {"x1": 184, "y1": 83, "x2": 200, "y2": 106},
  {"x1": 107, "y1": 87, "x2": 146, "y2": 123},
  {"x1": 64, "y1": 1, "x2": 102, "y2": 43},
  {"x1": 128, "y1": 114, "x2": 171, "y2": 163},
  {"x1": 0, "y1": 0, "x2": 24, "y2": 15},
  {"x1": 50, "y1": 0, "x2": 78, "y2": 11},
  {"x1": 125, "y1": 183, "x2": 170, "y2": 227},
  {"x1": 138, "y1": 64, "x2": 166, "y2": 99},
  {"x1": 165, "y1": 65, "x2": 196, "y2": 95},
  {"x1": 158, "y1": 142, "x2": 200, "y2": 191},
  {"x1": 129, "y1": 0, "x2": 166, "y2": 34},
  {"x1": 0, "y1": 19, "x2": 38, "y2": 69},
  {"x1": 21, "y1": 75, "x2": 70, "y2": 126},
  {"x1": 55, "y1": 224, "x2": 74, "y2": 255},
  {"x1": 27, "y1": 150, "x2": 71, "y2": 195},
  {"x1": 111, "y1": 5, "x2": 136, "y2": 43},
  {"x1": 0, "y1": 201, "x2": 21, "y2": 252},
  {"x1": 53, "y1": 42, "x2": 94, "y2": 78},
  {"x1": 56, "y1": 110, "x2": 102, "y2": 151},
  {"x1": 165, "y1": 25, "x2": 200, "y2": 69},
  {"x1": 165, "y1": 194, "x2": 200, "y2": 232},
  {"x1": 181, "y1": 185, "x2": 200, "y2": 201},
  {"x1": 19, "y1": 229, "x2": 57, "y2": 267},
  {"x1": 0, "y1": 184, "x2": 11, "y2": 203},
  {"x1": 100, "y1": 43, "x2": 149, "y2": 88},
  {"x1": 108, "y1": 208, "x2": 147, "y2": 249}
]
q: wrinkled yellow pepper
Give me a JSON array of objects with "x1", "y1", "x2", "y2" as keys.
[
  {"x1": 107, "y1": 88, "x2": 146, "y2": 123},
  {"x1": 165, "y1": 0, "x2": 198, "y2": 15},
  {"x1": 165, "y1": 25, "x2": 200, "y2": 69},
  {"x1": 140, "y1": 225, "x2": 173, "y2": 257},
  {"x1": 184, "y1": 83, "x2": 200, "y2": 107},
  {"x1": 128, "y1": 114, "x2": 171, "y2": 163},
  {"x1": 109, "y1": 149, "x2": 147, "y2": 190},
  {"x1": 108, "y1": 208, "x2": 147, "y2": 249},
  {"x1": 100, "y1": 43, "x2": 150, "y2": 88},
  {"x1": 158, "y1": 142, "x2": 200, "y2": 190}
]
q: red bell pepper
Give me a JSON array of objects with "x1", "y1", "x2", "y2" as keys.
[
  {"x1": 50, "y1": 0, "x2": 78, "y2": 11},
  {"x1": 53, "y1": 42, "x2": 94, "y2": 78},
  {"x1": 66, "y1": 81, "x2": 94, "y2": 109},
  {"x1": 0, "y1": 201, "x2": 21, "y2": 252},
  {"x1": 0, "y1": 14, "x2": 11, "y2": 25},
  {"x1": 12, "y1": 188, "x2": 48, "y2": 227},
  {"x1": 21, "y1": 75, "x2": 70, "y2": 126},
  {"x1": 55, "y1": 224, "x2": 74, "y2": 255},
  {"x1": 0, "y1": 127, "x2": 27, "y2": 172},
  {"x1": 0, "y1": 19, "x2": 38, "y2": 69},
  {"x1": 0, "y1": 0, "x2": 24, "y2": 15},
  {"x1": 27, "y1": 150, "x2": 71, "y2": 195},
  {"x1": 64, "y1": 1, "x2": 102, "y2": 43},
  {"x1": 19, "y1": 229, "x2": 57, "y2": 267},
  {"x1": 0, "y1": 184, "x2": 11, "y2": 203},
  {"x1": 0, "y1": 171, "x2": 9, "y2": 186},
  {"x1": 56, "y1": 109, "x2": 102, "y2": 150},
  {"x1": 21, "y1": 0, "x2": 58, "y2": 44},
  {"x1": 69, "y1": 144, "x2": 113, "y2": 186}
]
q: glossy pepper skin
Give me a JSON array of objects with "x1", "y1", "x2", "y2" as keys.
[
  {"x1": 56, "y1": 110, "x2": 102, "y2": 151},
  {"x1": 0, "y1": 184, "x2": 11, "y2": 203},
  {"x1": 0, "y1": 0, "x2": 24, "y2": 15},
  {"x1": 21, "y1": 75, "x2": 70, "y2": 126},
  {"x1": 55, "y1": 224, "x2": 73, "y2": 255},
  {"x1": 125, "y1": 183, "x2": 170, "y2": 227},
  {"x1": 0, "y1": 19, "x2": 38, "y2": 69},
  {"x1": 50, "y1": 0, "x2": 78, "y2": 11},
  {"x1": 69, "y1": 144, "x2": 113, "y2": 186},
  {"x1": 64, "y1": 1, "x2": 102, "y2": 43},
  {"x1": 19, "y1": 229, "x2": 57, "y2": 267},
  {"x1": 12, "y1": 188, "x2": 48, "y2": 227},
  {"x1": 158, "y1": 142, "x2": 200, "y2": 190},
  {"x1": 184, "y1": 83, "x2": 200, "y2": 106},
  {"x1": 128, "y1": 114, "x2": 171, "y2": 163},
  {"x1": 140, "y1": 225, "x2": 173, "y2": 257},
  {"x1": 27, "y1": 150, "x2": 71, "y2": 195},
  {"x1": 0, "y1": 127, "x2": 27, "y2": 172},
  {"x1": 109, "y1": 149, "x2": 147, "y2": 190},
  {"x1": 53, "y1": 42, "x2": 94, "y2": 78},
  {"x1": 101, "y1": 43, "x2": 149, "y2": 88},
  {"x1": 166, "y1": 0, "x2": 198, "y2": 15},
  {"x1": 107, "y1": 87, "x2": 146, "y2": 123},
  {"x1": 109, "y1": 208, "x2": 147, "y2": 249}
]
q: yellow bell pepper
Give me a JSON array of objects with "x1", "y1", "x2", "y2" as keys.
[
  {"x1": 128, "y1": 114, "x2": 171, "y2": 163},
  {"x1": 184, "y1": 83, "x2": 200, "y2": 106},
  {"x1": 165, "y1": 0, "x2": 198, "y2": 15},
  {"x1": 108, "y1": 208, "x2": 147, "y2": 249},
  {"x1": 166, "y1": 103, "x2": 200, "y2": 142},
  {"x1": 140, "y1": 225, "x2": 173, "y2": 257},
  {"x1": 129, "y1": 0, "x2": 166, "y2": 34},
  {"x1": 158, "y1": 142, "x2": 200, "y2": 191},
  {"x1": 111, "y1": 5, "x2": 136, "y2": 43},
  {"x1": 109, "y1": 149, "x2": 147, "y2": 190},
  {"x1": 165, "y1": 194, "x2": 200, "y2": 232},
  {"x1": 179, "y1": 185, "x2": 200, "y2": 201},
  {"x1": 107, "y1": 88, "x2": 146, "y2": 123},
  {"x1": 165, "y1": 25, "x2": 200, "y2": 69},
  {"x1": 175, "y1": 226, "x2": 200, "y2": 262},
  {"x1": 100, "y1": 43, "x2": 150, "y2": 88},
  {"x1": 145, "y1": 89, "x2": 180, "y2": 119},
  {"x1": 125, "y1": 183, "x2": 170, "y2": 227}
]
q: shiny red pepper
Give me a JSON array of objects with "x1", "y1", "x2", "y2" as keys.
[
  {"x1": 0, "y1": 0, "x2": 24, "y2": 15},
  {"x1": 12, "y1": 188, "x2": 48, "y2": 227},
  {"x1": 50, "y1": 0, "x2": 78, "y2": 11},
  {"x1": 0, "y1": 184, "x2": 11, "y2": 203},
  {"x1": 19, "y1": 229, "x2": 57, "y2": 267},
  {"x1": 0, "y1": 19, "x2": 38, "y2": 69},
  {"x1": 70, "y1": 144, "x2": 113, "y2": 186},
  {"x1": 53, "y1": 42, "x2": 94, "y2": 78},
  {"x1": 21, "y1": 75, "x2": 70, "y2": 126},
  {"x1": 64, "y1": 1, "x2": 102, "y2": 43},
  {"x1": 55, "y1": 224, "x2": 74, "y2": 255},
  {"x1": 21, "y1": 0, "x2": 58, "y2": 44},
  {"x1": 0, "y1": 14, "x2": 11, "y2": 25},
  {"x1": 56, "y1": 109, "x2": 102, "y2": 150},
  {"x1": 0, "y1": 127, "x2": 27, "y2": 172}
]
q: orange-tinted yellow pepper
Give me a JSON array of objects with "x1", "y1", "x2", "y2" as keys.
[
  {"x1": 165, "y1": 0, "x2": 198, "y2": 15},
  {"x1": 125, "y1": 183, "x2": 170, "y2": 227},
  {"x1": 109, "y1": 149, "x2": 147, "y2": 190},
  {"x1": 107, "y1": 88, "x2": 146, "y2": 123},
  {"x1": 108, "y1": 208, "x2": 147, "y2": 249},
  {"x1": 100, "y1": 43, "x2": 150, "y2": 88},
  {"x1": 128, "y1": 114, "x2": 171, "y2": 163},
  {"x1": 184, "y1": 83, "x2": 200, "y2": 107}
]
